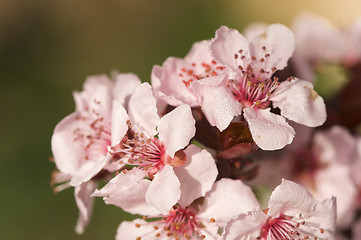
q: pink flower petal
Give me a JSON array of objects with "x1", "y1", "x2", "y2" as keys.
[
  {"x1": 128, "y1": 83, "x2": 160, "y2": 137},
  {"x1": 200, "y1": 222, "x2": 222, "y2": 240},
  {"x1": 184, "y1": 40, "x2": 213, "y2": 63},
  {"x1": 92, "y1": 168, "x2": 159, "y2": 216},
  {"x1": 73, "y1": 75, "x2": 113, "y2": 116},
  {"x1": 151, "y1": 58, "x2": 200, "y2": 107},
  {"x1": 299, "y1": 197, "x2": 337, "y2": 239},
  {"x1": 312, "y1": 165, "x2": 357, "y2": 228},
  {"x1": 268, "y1": 179, "x2": 316, "y2": 218},
  {"x1": 113, "y1": 73, "x2": 141, "y2": 107},
  {"x1": 111, "y1": 100, "x2": 129, "y2": 146},
  {"x1": 174, "y1": 145, "x2": 218, "y2": 207},
  {"x1": 51, "y1": 112, "x2": 87, "y2": 175},
  {"x1": 145, "y1": 165, "x2": 181, "y2": 214},
  {"x1": 116, "y1": 219, "x2": 155, "y2": 240},
  {"x1": 243, "y1": 107, "x2": 295, "y2": 150},
  {"x1": 198, "y1": 178, "x2": 260, "y2": 227},
  {"x1": 250, "y1": 24, "x2": 295, "y2": 71},
  {"x1": 271, "y1": 78, "x2": 326, "y2": 127},
  {"x1": 74, "y1": 181, "x2": 97, "y2": 234},
  {"x1": 243, "y1": 22, "x2": 268, "y2": 41},
  {"x1": 70, "y1": 154, "x2": 110, "y2": 186},
  {"x1": 158, "y1": 104, "x2": 195, "y2": 158},
  {"x1": 211, "y1": 25, "x2": 250, "y2": 71},
  {"x1": 193, "y1": 77, "x2": 243, "y2": 131},
  {"x1": 314, "y1": 126, "x2": 356, "y2": 165},
  {"x1": 222, "y1": 208, "x2": 267, "y2": 240}
]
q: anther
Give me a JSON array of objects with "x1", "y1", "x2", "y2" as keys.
[{"x1": 210, "y1": 218, "x2": 216, "y2": 223}]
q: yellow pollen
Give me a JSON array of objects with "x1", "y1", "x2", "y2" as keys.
[
  {"x1": 210, "y1": 218, "x2": 216, "y2": 223},
  {"x1": 308, "y1": 87, "x2": 319, "y2": 101}
]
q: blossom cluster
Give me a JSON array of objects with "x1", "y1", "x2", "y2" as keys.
[{"x1": 50, "y1": 14, "x2": 361, "y2": 240}]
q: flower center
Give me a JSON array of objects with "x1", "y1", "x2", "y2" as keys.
[
  {"x1": 136, "y1": 206, "x2": 205, "y2": 240},
  {"x1": 226, "y1": 47, "x2": 285, "y2": 108},
  {"x1": 179, "y1": 60, "x2": 225, "y2": 87},
  {"x1": 72, "y1": 98, "x2": 112, "y2": 161},
  {"x1": 115, "y1": 127, "x2": 167, "y2": 177},
  {"x1": 259, "y1": 215, "x2": 309, "y2": 240}
]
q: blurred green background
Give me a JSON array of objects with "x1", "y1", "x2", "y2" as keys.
[{"x1": 1, "y1": 0, "x2": 360, "y2": 239}]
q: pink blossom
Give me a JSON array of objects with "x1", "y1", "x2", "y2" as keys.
[
  {"x1": 222, "y1": 179, "x2": 336, "y2": 240},
  {"x1": 115, "y1": 179, "x2": 260, "y2": 240},
  {"x1": 93, "y1": 82, "x2": 218, "y2": 213},
  {"x1": 207, "y1": 25, "x2": 326, "y2": 150},
  {"x1": 152, "y1": 40, "x2": 242, "y2": 131},
  {"x1": 51, "y1": 73, "x2": 141, "y2": 233}
]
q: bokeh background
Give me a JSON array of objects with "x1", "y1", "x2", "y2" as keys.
[{"x1": 1, "y1": 0, "x2": 361, "y2": 239}]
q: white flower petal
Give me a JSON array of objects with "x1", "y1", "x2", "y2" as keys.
[
  {"x1": 74, "y1": 181, "x2": 97, "y2": 234},
  {"x1": 146, "y1": 165, "x2": 181, "y2": 214},
  {"x1": 111, "y1": 100, "x2": 129, "y2": 146},
  {"x1": 211, "y1": 26, "x2": 250, "y2": 71},
  {"x1": 250, "y1": 24, "x2": 295, "y2": 71},
  {"x1": 92, "y1": 169, "x2": 159, "y2": 216},
  {"x1": 268, "y1": 179, "x2": 316, "y2": 218},
  {"x1": 299, "y1": 197, "x2": 336, "y2": 240},
  {"x1": 128, "y1": 83, "x2": 160, "y2": 137},
  {"x1": 244, "y1": 107, "x2": 295, "y2": 150},
  {"x1": 158, "y1": 104, "x2": 195, "y2": 158},
  {"x1": 193, "y1": 78, "x2": 243, "y2": 131},
  {"x1": 70, "y1": 154, "x2": 109, "y2": 187},
  {"x1": 116, "y1": 219, "x2": 156, "y2": 240},
  {"x1": 74, "y1": 75, "x2": 113, "y2": 115},
  {"x1": 198, "y1": 178, "x2": 260, "y2": 227},
  {"x1": 51, "y1": 113, "x2": 87, "y2": 175},
  {"x1": 271, "y1": 79, "x2": 326, "y2": 127},
  {"x1": 174, "y1": 145, "x2": 218, "y2": 207},
  {"x1": 222, "y1": 208, "x2": 267, "y2": 240},
  {"x1": 113, "y1": 73, "x2": 141, "y2": 107}
]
